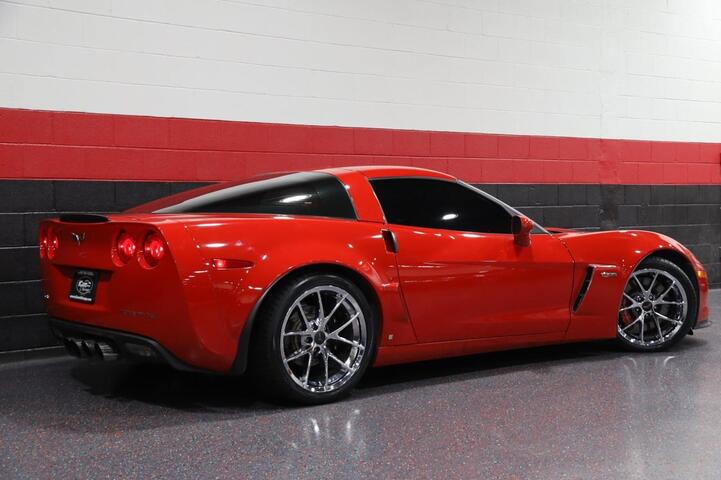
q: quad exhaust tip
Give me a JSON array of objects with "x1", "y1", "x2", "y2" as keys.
[
  {"x1": 62, "y1": 337, "x2": 118, "y2": 361},
  {"x1": 63, "y1": 338, "x2": 83, "y2": 358},
  {"x1": 94, "y1": 341, "x2": 119, "y2": 361},
  {"x1": 80, "y1": 339, "x2": 95, "y2": 357}
]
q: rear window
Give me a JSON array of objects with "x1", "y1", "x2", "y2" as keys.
[{"x1": 152, "y1": 172, "x2": 356, "y2": 219}]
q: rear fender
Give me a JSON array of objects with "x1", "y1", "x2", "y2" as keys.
[{"x1": 186, "y1": 217, "x2": 417, "y2": 373}]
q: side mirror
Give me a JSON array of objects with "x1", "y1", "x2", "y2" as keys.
[{"x1": 512, "y1": 215, "x2": 533, "y2": 247}]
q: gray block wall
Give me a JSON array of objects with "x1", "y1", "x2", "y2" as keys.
[{"x1": 0, "y1": 180, "x2": 718, "y2": 353}]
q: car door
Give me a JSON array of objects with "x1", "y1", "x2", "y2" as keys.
[{"x1": 369, "y1": 177, "x2": 575, "y2": 343}]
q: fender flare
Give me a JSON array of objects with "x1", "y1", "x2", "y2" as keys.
[{"x1": 229, "y1": 262, "x2": 383, "y2": 374}]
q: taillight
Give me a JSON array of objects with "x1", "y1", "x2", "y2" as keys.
[
  {"x1": 39, "y1": 227, "x2": 47, "y2": 259},
  {"x1": 46, "y1": 228, "x2": 59, "y2": 260},
  {"x1": 115, "y1": 232, "x2": 136, "y2": 265},
  {"x1": 142, "y1": 232, "x2": 165, "y2": 267}
]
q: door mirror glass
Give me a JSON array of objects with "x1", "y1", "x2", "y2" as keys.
[{"x1": 512, "y1": 215, "x2": 533, "y2": 247}]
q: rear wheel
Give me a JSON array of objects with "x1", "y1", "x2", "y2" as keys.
[
  {"x1": 616, "y1": 257, "x2": 697, "y2": 351},
  {"x1": 250, "y1": 273, "x2": 376, "y2": 404}
]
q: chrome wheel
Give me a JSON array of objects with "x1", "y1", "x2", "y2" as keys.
[
  {"x1": 280, "y1": 285, "x2": 367, "y2": 393},
  {"x1": 618, "y1": 268, "x2": 688, "y2": 347}
]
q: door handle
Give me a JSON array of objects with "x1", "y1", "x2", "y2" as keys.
[{"x1": 381, "y1": 229, "x2": 398, "y2": 253}]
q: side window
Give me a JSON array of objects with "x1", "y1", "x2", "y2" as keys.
[
  {"x1": 154, "y1": 172, "x2": 356, "y2": 219},
  {"x1": 370, "y1": 178, "x2": 512, "y2": 233}
]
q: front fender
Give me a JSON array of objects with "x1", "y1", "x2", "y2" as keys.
[{"x1": 556, "y1": 229, "x2": 708, "y2": 341}]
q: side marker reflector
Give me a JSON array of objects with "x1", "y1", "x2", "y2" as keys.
[{"x1": 212, "y1": 259, "x2": 254, "y2": 270}]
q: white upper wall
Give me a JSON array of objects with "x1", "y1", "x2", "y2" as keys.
[{"x1": 1, "y1": 0, "x2": 721, "y2": 141}]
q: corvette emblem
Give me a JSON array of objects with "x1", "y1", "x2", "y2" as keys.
[{"x1": 71, "y1": 232, "x2": 85, "y2": 245}]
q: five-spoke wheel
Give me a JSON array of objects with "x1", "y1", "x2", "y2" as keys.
[{"x1": 617, "y1": 257, "x2": 697, "y2": 351}]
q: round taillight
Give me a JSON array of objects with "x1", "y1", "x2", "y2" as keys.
[
  {"x1": 142, "y1": 233, "x2": 165, "y2": 267},
  {"x1": 46, "y1": 228, "x2": 59, "y2": 260},
  {"x1": 116, "y1": 232, "x2": 136, "y2": 264}
]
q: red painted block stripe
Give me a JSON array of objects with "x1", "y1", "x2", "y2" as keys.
[{"x1": 0, "y1": 107, "x2": 719, "y2": 184}]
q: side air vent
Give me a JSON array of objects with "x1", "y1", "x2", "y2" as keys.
[
  {"x1": 572, "y1": 266, "x2": 595, "y2": 312},
  {"x1": 59, "y1": 214, "x2": 110, "y2": 223}
]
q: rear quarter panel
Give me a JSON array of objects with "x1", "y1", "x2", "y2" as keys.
[{"x1": 186, "y1": 215, "x2": 417, "y2": 367}]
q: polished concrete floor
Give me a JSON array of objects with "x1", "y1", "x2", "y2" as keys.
[{"x1": 1, "y1": 291, "x2": 719, "y2": 479}]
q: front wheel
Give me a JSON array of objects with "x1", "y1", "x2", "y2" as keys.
[
  {"x1": 616, "y1": 257, "x2": 697, "y2": 351},
  {"x1": 250, "y1": 273, "x2": 377, "y2": 404}
]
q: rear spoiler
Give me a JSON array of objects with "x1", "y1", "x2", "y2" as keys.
[{"x1": 58, "y1": 214, "x2": 110, "y2": 223}]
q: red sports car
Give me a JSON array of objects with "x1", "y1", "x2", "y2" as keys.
[{"x1": 40, "y1": 166, "x2": 710, "y2": 403}]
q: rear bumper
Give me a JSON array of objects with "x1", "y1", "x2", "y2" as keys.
[{"x1": 49, "y1": 317, "x2": 210, "y2": 373}]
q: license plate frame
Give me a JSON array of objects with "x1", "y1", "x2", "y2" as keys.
[{"x1": 68, "y1": 270, "x2": 98, "y2": 304}]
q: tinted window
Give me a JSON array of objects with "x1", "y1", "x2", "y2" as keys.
[
  {"x1": 154, "y1": 172, "x2": 356, "y2": 219},
  {"x1": 370, "y1": 178, "x2": 512, "y2": 233}
]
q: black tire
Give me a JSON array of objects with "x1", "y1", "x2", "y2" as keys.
[
  {"x1": 249, "y1": 273, "x2": 377, "y2": 405},
  {"x1": 616, "y1": 257, "x2": 697, "y2": 352}
]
